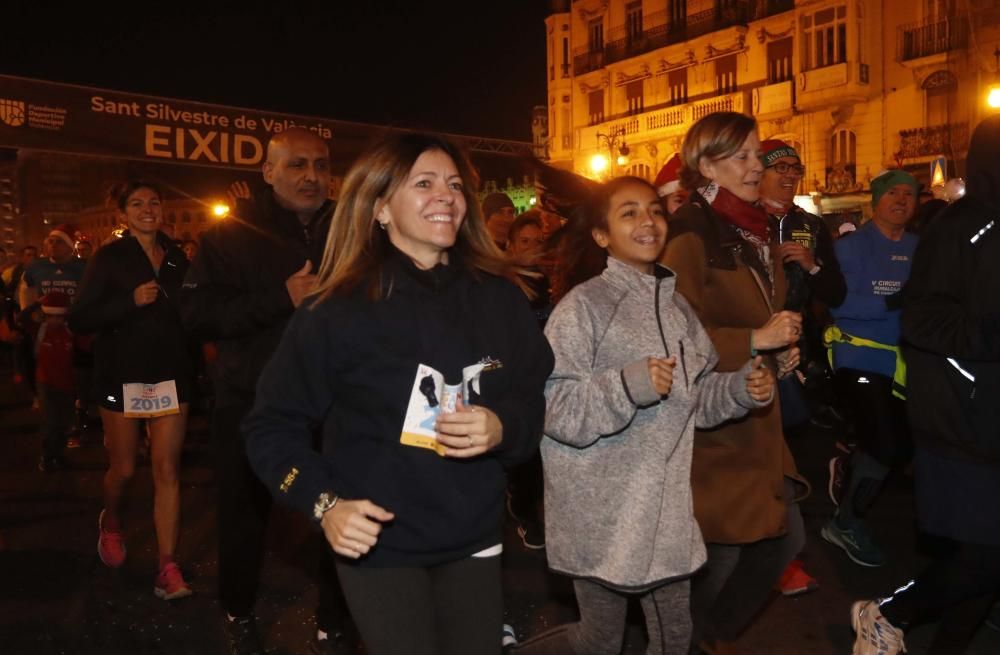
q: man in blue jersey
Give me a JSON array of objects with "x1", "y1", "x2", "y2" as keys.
[{"x1": 820, "y1": 170, "x2": 919, "y2": 568}]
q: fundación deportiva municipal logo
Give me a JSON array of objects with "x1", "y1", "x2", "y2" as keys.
[{"x1": 0, "y1": 99, "x2": 26, "y2": 127}]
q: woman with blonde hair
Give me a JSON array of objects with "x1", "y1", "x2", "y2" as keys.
[
  {"x1": 659, "y1": 112, "x2": 809, "y2": 653},
  {"x1": 244, "y1": 132, "x2": 553, "y2": 655}
]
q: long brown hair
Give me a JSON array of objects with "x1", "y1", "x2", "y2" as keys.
[
  {"x1": 311, "y1": 132, "x2": 515, "y2": 304},
  {"x1": 679, "y1": 112, "x2": 758, "y2": 190},
  {"x1": 552, "y1": 176, "x2": 658, "y2": 302}
]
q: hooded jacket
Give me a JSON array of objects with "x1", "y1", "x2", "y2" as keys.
[
  {"x1": 180, "y1": 188, "x2": 332, "y2": 408},
  {"x1": 542, "y1": 256, "x2": 766, "y2": 590},
  {"x1": 902, "y1": 116, "x2": 1000, "y2": 464}
]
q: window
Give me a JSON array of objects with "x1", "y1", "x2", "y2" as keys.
[
  {"x1": 626, "y1": 80, "x2": 644, "y2": 116},
  {"x1": 716, "y1": 55, "x2": 737, "y2": 94},
  {"x1": 828, "y1": 128, "x2": 857, "y2": 186},
  {"x1": 589, "y1": 89, "x2": 605, "y2": 126},
  {"x1": 181, "y1": 211, "x2": 191, "y2": 224},
  {"x1": 626, "y1": 1, "x2": 643, "y2": 44},
  {"x1": 668, "y1": 68, "x2": 688, "y2": 106},
  {"x1": 562, "y1": 38, "x2": 570, "y2": 76},
  {"x1": 669, "y1": 0, "x2": 687, "y2": 31},
  {"x1": 589, "y1": 18, "x2": 604, "y2": 53},
  {"x1": 803, "y1": 5, "x2": 847, "y2": 70},
  {"x1": 923, "y1": 70, "x2": 956, "y2": 127},
  {"x1": 768, "y1": 37, "x2": 794, "y2": 83}
]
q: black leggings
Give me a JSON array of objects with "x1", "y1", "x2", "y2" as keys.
[
  {"x1": 880, "y1": 539, "x2": 1000, "y2": 654},
  {"x1": 834, "y1": 368, "x2": 911, "y2": 468},
  {"x1": 336, "y1": 555, "x2": 503, "y2": 655}
]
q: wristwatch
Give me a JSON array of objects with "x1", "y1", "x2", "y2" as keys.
[{"x1": 312, "y1": 491, "x2": 340, "y2": 523}]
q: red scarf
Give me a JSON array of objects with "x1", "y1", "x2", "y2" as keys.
[{"x1": 700, "y1": 183, "x2": 771, "y2": 240}]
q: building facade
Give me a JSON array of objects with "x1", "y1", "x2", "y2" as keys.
[{"x1": 545, "y1": 0, "x2": 1000, "y2": 220}]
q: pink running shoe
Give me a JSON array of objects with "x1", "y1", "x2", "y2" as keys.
[
  {"x1": 97, "y1": 510, "x2": 126, "y2": 568},
  {"x1": 154, "y1": 562, "x2": 193, "y2": 600}
]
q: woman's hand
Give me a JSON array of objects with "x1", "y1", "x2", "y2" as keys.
[
  {"x1": 745, "y1": 356, "x2": 775, "y2": 403},
  {"x1": 752, "y1": 311, "x2": 802, "y2": 350},
  {"x1": 133, "y1": 280, "x2": 159, "y2": 307},
  {"x1": 320, "y1": 499, "x2": 395, "y2": 560},
  {"x1": 436, "y1": 400, "x2": 503, "y2": 458},
  {"x1": 648, "y1": 356, "x2": 676, "y2": 396},
  {"x1": 776, "y1": 346, "x2": 801, "y2": 379}
]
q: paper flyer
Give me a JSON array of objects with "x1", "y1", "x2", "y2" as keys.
[{"x1": 399, "y1": 362, "x2": 486, "y2": 456}]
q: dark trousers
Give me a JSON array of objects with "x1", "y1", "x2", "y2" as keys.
[
  {"x1": 213, "y1": 402, "x2": 348, "y2": 630},
  {"x1": 513, "y1": 578, "x2": 691, "y2": 655},
  {"x1": 881, "y1": 539, "x2": 1000, "y2": 654},
  {"x1": 834, "y1": 368, "x2": 911, "y2": 469},
  {"x1": 336, "y1": 556, "x2": 502, "y2": 655},
  {"x1": 691, "y1": 481, "x2": 805, "y2": 647},
  {"x1": 39, "y1": 384, "x2": 74, "y2": 458}
]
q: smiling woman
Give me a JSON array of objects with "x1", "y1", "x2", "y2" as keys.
[{"x1": 242, "y1": 132, "x2": 554, "y2": 655}]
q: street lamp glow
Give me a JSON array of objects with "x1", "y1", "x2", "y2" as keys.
[
  {"x1": 590, "y1": 153, "x2": 609, "y2": 176},
  {"x1": 616, "y1": 154, "x2": 629, "y2": 167},
  {"x1": 988, "y1": 85, "x2": 1000, "y2": 109},
  {"x1": 212, "y1": 203, "x2": 230, "y2": 218}
]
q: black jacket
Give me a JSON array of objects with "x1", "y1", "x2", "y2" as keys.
[
  {"x1": 244, "y1": 247, "x2": 554, "y2": 568},
  {"x1": 180, "y1": 189, "x2": 333, "y2": 407},
  {"x1": 902, "y1": 198, "x2": 1000, "y2": 464},
  {"x1": 770, "y1": 205, "x2": 846, "y2": 312},
  {"x1": 69, "y1": 232, "x2": 193, "y2": 394}
]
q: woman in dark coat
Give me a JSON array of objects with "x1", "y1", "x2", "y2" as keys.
[
  {"x1": 69, "y1": 180, "x2": 194, "y2": 600},
  {"x1": 848, "y1": 116, "x2": 1000, "y2": 655},
  {"x1": 243, "y1": 133, "x2": 553, "y2": 655}
]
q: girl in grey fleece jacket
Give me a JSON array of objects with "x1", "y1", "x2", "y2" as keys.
[{"x1": 513, "y1": 177, "x2": 774, "y2": 655}]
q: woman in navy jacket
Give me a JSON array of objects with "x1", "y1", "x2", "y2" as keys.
[
  {"x1": 69, "y1": 180, "x2": 194, "y2": 600},
  {"x1": 244, "y1": 133, "x2": 553, "y2": 655}
]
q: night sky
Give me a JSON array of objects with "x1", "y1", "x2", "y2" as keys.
[{"x1": 3, "y1": 2, "x2": 552, "y2": 143}]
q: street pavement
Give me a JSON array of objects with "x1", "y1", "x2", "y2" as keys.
[{"x1": 2, "y1": 367, "x2": 999, "y2": 655}]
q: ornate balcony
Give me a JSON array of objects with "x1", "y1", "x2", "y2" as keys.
[
  {"x1": 897, "y1": 17, "x2": 968, "y2": 62},
  {"x1": 573, "y1": 1, "x2": 753, "y2": 74},
  {"x1": 898, "y1": 122, "x2": 970, "y2": 159}
]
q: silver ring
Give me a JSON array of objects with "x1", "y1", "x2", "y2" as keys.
[{"x1": 468, "y1": 435, "x2": 474, "y2": 447}]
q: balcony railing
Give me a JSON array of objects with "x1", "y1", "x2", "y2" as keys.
[
  {"x1": 750, "y1": 0, "x2": 794, "y2": 20},
  {"x1": 572, "y1": 1, "x2": 751, "y2": 75},
  {"x1": 898, "y1": 122, "x2": 969, "y2": 158},
  {"x1": 897, "y1": 17, "x2": 969, "y2": 61}
]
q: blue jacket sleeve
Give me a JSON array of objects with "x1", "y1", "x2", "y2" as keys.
[{"x1": 243, "y1": 304, "x2": 337, "y2": 518}]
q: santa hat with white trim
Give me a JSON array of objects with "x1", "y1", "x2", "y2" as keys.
[
  {"x1": 653, "y1": 154, "x2": 683, "y2": 198},
  {"x1": 48, "y1": 223, "x2": 80, "y2": 249}
]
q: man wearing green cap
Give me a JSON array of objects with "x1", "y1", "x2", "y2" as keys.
[{"x1": 821, "y1": 169, "x2": 919, "y2": 568}]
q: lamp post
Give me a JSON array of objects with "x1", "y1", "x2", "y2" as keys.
[{"x1": 591, "y1": 126, "x2": 630, "y2": 179}]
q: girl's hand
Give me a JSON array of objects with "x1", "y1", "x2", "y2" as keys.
[
  {"x1": 320, "y1": 499, "x2": 394, "y2": 559},
  {"x1": 745, "y1": 356, "x2": 775, "y2": 403},
  {"x1": 648, "y1": 356, "x2": 676, "y2": 396},
  {"x1": 436, "y1": 399, "x2": 503, "y2": 458}
]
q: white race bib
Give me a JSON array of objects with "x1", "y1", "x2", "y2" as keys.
[{"x1": 122, "y1": 380, "x2": 180, "y2": 418}]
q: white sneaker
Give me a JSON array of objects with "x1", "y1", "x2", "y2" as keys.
[{"x1": 851, "y1": 600, "x2": 906, "y2": 655}]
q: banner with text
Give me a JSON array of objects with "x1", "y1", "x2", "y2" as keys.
[{"x1": 0, "y1": 74, "x2": 340, "y2": 170}]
